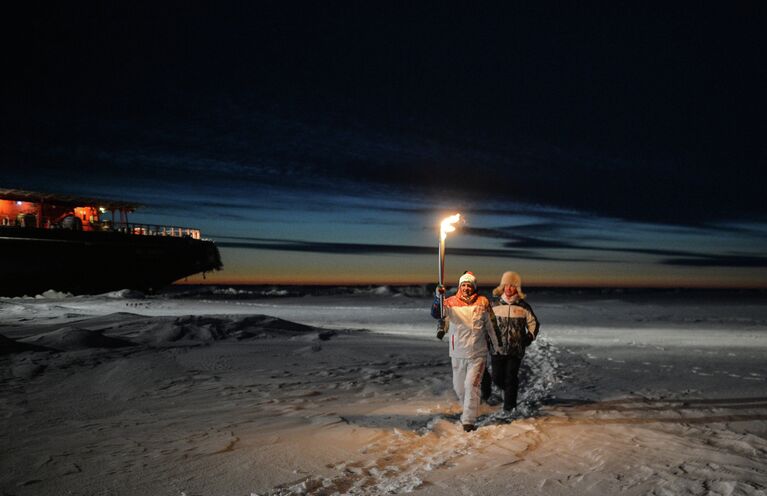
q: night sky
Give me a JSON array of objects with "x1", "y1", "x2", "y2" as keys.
[{"x1": 3, "y1": 2, "x2": 766, "y2": 287}]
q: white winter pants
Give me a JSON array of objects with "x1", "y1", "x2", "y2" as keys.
[{"x1": 451, "y1": 356, "x2": 486, "y2": 425}]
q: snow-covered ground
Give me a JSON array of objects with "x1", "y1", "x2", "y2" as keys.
[{"x1": 1, "y1": 288, "x2": 766, "y2": 495}]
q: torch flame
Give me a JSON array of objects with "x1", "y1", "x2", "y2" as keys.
[{"x1": 440, "y1": 213, "x2": 461, "y2": 241}]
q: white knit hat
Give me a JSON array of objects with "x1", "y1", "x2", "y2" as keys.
[
  {"x1": 458, "y1": 271, "x2": 477, "y2": 288},
  {"x1": 492, "y1": 271, "x2": 525, "y2": 298}
]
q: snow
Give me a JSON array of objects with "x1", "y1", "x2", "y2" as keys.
[{"x1": 1, "y1": 288, "x2": 766, "y2": 495}]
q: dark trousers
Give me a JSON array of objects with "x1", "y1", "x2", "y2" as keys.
[
  {"x1": 491, "y1": 354, "x2": 523, "y2": 411},
  {"x1": 481, "y1": 367, "x2": 492, "y2": 401}
]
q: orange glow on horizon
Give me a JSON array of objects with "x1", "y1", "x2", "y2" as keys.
[{"x1": 175, "y1": 245, "x2": 767, "y2": 289}]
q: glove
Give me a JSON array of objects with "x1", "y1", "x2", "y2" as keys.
[
  {"x1": 523, "y1": 332, "x2": 534, "y2": 347},
  {"x1": 436, "y1": 319, "x2": 446, "y2": 340},
  {"x1": 435, "y1": 284, "x2": 445, "y2": 296}
]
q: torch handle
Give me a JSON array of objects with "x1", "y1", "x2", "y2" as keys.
[{"x1": 438, "y1": 238, "x2": 446, "y2": 318}]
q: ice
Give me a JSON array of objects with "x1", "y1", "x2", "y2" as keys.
[{"x1": 1, "y1": 288, "x2": 766, "y2": 495}]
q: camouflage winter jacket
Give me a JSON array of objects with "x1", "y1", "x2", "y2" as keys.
[{"x1": 490, "y1": 295, "x2": 540, "y2": 358}]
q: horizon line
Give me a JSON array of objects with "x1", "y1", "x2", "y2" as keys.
[{"x1": 174, "y1": 281, "x2": 767, "y2": 290}]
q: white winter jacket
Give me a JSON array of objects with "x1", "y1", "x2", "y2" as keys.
[{"x1": 440, "y1": 293, "x2": 499, "y2": 359}]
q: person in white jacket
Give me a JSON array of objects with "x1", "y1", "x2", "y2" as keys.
[{"x1": 432, "y1": 271, "x2": 499, "y2": 431}]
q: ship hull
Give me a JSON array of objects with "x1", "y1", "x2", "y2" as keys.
[{"x1": 0, "y1": 227, "x2": 222, "y2": 296}]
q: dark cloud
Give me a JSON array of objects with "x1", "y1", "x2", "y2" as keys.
[
  {"x1": 216, "y1": 233, "x2": 767, "y2": 269},
  {"x1": 463, "y1": 224, "x2": 767, "y2": 268},
  {"x1": 214, "y1": 236, "x2": 591, "y2": 262},
  {"x1": 462, "y1": 226, "x2": 578, "y2": 250},
  {"x1": 3, "y1": 3, "x2": 765, "y2": 228},
  {"x1": 663, "y1": 255, "x2": 767, "y2": 268}
]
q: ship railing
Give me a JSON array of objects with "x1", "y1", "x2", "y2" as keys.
[
  {"x1": 111, "y1": 223, "x2": 202, "y2": 240},
  {"x1": 0, "y1": 220, "x2": 204, "y2": 240}
]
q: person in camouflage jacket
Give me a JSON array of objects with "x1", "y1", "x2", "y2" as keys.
[{"x1": 489, "y1": 271, "x2": 540, "y2": 413}]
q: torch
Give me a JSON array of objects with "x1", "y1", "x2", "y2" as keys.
[{"x1": 437, "y1": 213, "x2": 461, "y2": 338}]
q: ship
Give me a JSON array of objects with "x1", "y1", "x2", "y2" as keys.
[{"x1": 0, "y1": 188, "x2": 223, "y2": 297}]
